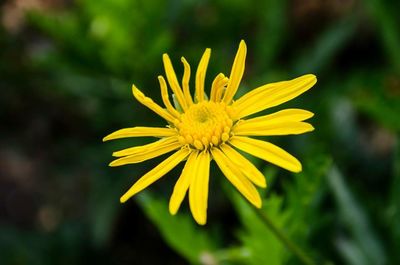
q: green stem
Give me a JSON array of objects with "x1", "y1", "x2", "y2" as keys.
[{"x1": 254, "y1": 208, "x2": 317, "y2": 265}]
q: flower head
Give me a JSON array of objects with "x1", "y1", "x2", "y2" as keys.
[{"x1": 103, "y1": 40, "x2": 317, "y2": 225}]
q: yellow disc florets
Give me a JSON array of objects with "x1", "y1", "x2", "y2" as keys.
[{"x1": 176, "y1": 101, "x2": 234, "y2": 150}]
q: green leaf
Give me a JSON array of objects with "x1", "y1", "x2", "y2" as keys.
[
  {"x1": 231, "y1": 191, "x2": 290, "y2": 265},
  {"x1": 284, "y1": 155, "x2": 332, "y2": 244},
  {"x1": 328, "y1": 165, "x2": 386, "y2": 265},
  {"x1": 136, "y1": 192, "x2": 215, "y2": 264}
]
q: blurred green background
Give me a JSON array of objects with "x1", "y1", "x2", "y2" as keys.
[{"x1": 1, "y1": 0, "x2": 399, "y2": 264}]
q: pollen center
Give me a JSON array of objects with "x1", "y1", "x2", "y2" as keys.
[{"x1": 176, "y1": 101, "x2": 233, "y2": 150}]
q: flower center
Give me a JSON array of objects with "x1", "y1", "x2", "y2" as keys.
[{"x1": 176, "y1": 101, "x2": 234, "y2": 150}]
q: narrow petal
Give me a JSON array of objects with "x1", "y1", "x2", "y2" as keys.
[
  {"x1": 158, "y1": 76, "x2": 181, "y2": 117},
  {"x1": 211, "y1": 148, "x2": 262, "y2": 208},
  {"x1": 110, "y1": 139, "x2": 181, "y2": 166},
  {"x1": 238, "y1": 109, "x2": 314, "y2": 125},
  {"x1": 232, "y1": 74, "x2": 317, "y2": 119},
  {"x1": 223, "y1": 40, "x2": 247, "y2": 104},
  {"x1": 111, "y1": 135, "x2": 179, "y2": 157},
  {"x1": 181, "y1": 57, "x2": 194, "y2": 106},
  {"x1": 233, "y1": 109, "x2": 314, "y2": 136},
  {"x1": 189, "y1": 151, "x2": 211, "y2": 225},
  {"x1": 132, "y1": 85, "x2": 177, "y2": 123},
  {"x1": 195, "y1": 48, "x2": 211, "y2": 102},
  {"x1": 162, "y1": 54, "x2": 187, "y2": 110},
  {"x1": 210, "y1": 73, "x2": 228, "y2": 102},
  {"x1": 103, "y1": 126, "x2": 176, "y2": 141},
  {"x1": 120, "y1": 148, "x2": 189, "y2": 203},
  {"x1": 229, "y1": 136, "x2": 302, "y2": 173},
  {"x1": 220, "y1": 144, "x2": 266, "y2": 188},
  {"x1": 234, "y1": 121, "x2": 314, "y2": 136},
  {"x1": 169, "y1": 151, "x2": 198, "y2": 215}
]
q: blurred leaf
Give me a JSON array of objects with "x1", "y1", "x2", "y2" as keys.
[
  {"x1": 293, "y1": 14, "x2": 359, "y2": 73},
  {"x1": 253, "y1": 0, "x2": 288, "y2": 70},
  {"x1": 28, "y1": 0, "x2": 172, "y2": 77},
  {"x1": 351, "y1": 72, "x2": 400, "y2": 132},
  {"x1": 231, "y1": 191, "x2": 290, "y2": 265},
  {"x1": 388, "y1": 137, "x2": 400, "y2": 264},
  {"x1": 328, "y1": 165, "x2": 386, "y2": 265},
  {"x1": 364, "y1": 0, "x2": 400, "y2": 73},
  {"x1": 284, "y1": 155, "x2": 331, "y2": 244},
  {"x1": 335, "y1": 238, "x2": 368, "y2": 265},
  {"x1": 0, "y1": 223, "x2": 86, "y2": 265},
  {"x1": 136, "y1": 192, "x2": 216, "y2": 264},
  {"x1": 227, "y1": 154, "x2": 331, "y2": 265},
  {"x1": 88, "y1": 169, "x2": 125, "y2": 247}
]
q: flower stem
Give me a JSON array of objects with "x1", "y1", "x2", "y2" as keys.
[{"x1": 254, "y1": 208, "x2": 317, "y2": 265}]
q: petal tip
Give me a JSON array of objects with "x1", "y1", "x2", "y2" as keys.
[
  {"x1": 131, "y1": 84, "x2": 140, "y2": 95},
  {"x1": 307, "y1": 74, "x2": 317, "y2": 83},
  {"x1": 259, "y1": 180, "x2": 267, "y2": 188},
  {"x1": 109, "y1": 161, "x2": 118, "y2": 167},
  {"x1": 293, "y1": 165, "x2": 302, "y2": 173},
  {"x1": 195, "y1": 218, "x2": 207, "y2": 226},
  {"x1": 162, "y1": 53, "x2": 172, "y2": 64},
  {"x1": 169, "y1": 206, "x2": 178, "y2": 216}
]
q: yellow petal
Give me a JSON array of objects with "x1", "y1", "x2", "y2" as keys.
[
  {"x1": 113, "y1": 136, "x2": 179, "y2": 157},
  {"x1": 162, "y1": 54, "x2": 187, "y2": 110},
  {"x1": 103, "y1": 126, "x2": 176, "y2": 141},
  {"x1": 234, "y1": 121, "x2": 314, "y2": 136},
  {"x1": 132, "y1": 85, "x2": 177, "y2": 123},
  {"x1": 220, "y1": 144, "x2": 266, "y2": 188},
  {"x1": 120, "y1": 148, "x2": 189, "y2": 203},
  {"x1": 189, "y1": 151, "x2": 211, "y2": 225},
  {"x1": 195, "y1": 48, "x2": 211, "y2": 103},
  {"x1": 110, "y1": 141, "x2": 181, "y2": 167},
  {"x1": 238, "y1": 109, "x2": 314, "y2": 125},
  {"x1": 229, "y1": 136, "x2": 302, "y2": 173},
  {"x1": 169, "y1": 151, "x2": 198, "y2": 215},
  {"x1": 223, "y1": 40, "x2": 247, "y2": 104},
  {"x1": 210, "y1": 73, "x2": 228, "y2": 102},
  {"x1": 181, "y1": 57, "x2": 194, "y2": 106},
  {"x1": 233, "y1": 109, "x2": 314, "y2": 136},
  {"x1": 232, "y1": 74, "x2": 317, "y2": 119},
  {"x1": 211, "y1": 148, "x2": 262, "y2": 208},
  {"x1": 158, "y1": 75, "x2": 181, "y2": 117}
]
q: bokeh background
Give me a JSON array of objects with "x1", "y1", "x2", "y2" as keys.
[{"x1": 1, "y1": 0, "x2": 399, "y2": 264}]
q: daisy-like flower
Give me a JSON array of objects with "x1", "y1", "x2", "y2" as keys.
[{"x1": 103, "y1": 40, "x2": 317, "y2": 225}]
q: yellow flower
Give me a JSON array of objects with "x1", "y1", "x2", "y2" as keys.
[{"x1": 103, "y1": 40, "x2": 317, "y2": 225}]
